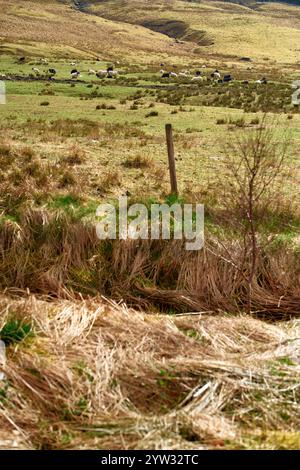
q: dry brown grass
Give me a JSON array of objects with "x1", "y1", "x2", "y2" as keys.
[
  {"x1": 60, "y1": 145, "x2": 87, "y2": 166},
  {"x1": 0, "y1": 294, "x2": 299, "y2": 449},
  {"x1": 0, "y1": 206, "x2": 299, "y2": 316},
  {"x1": 123, "y1": 154, "x2": 153, "y2": 169},
  {"x1": 0, "y1": 138, "x2": 86, "y2": 212},
  {"x1": 0, "y1": 0, "x2": 193, "y2": 62},
  {"x1": 89, "y1": 0, "x2": 300, "y2": 65}
]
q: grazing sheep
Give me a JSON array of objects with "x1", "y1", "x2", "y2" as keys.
[
  {"x1": 70, "y1": 62, "x2": 77, "y2": 66},
  {"x1": 211, "y1": 70, "x2": 221, "y2": 79},
  {"x1": 37, "y1": 58, "x2": 48, "y2": 65},
  {"x1": 161, "y1": 72, "x2": 170, "y2": 78},
  {"x1": 178, "y1": 72, "x2": 188, "y2": 78},
  {"x1": 107, "y1": 70, "x2": 118, "y2": 78},
  {"x1": 70, "y1": 69, "x2": 80, "y2": 79},
  {"x1": 256, "y1": 77, "x2": 267, "y2": 85},
  {"x1": 192, "y1": 76, "x2": 203, "y2": 82},
  {"x1": 48, "y1": 68, "x2": 57, "y2": 76},
  {"x1": 223, "y1": 74, "x2": 233, "y2": 83},
  {"x1": 96, "y1": 70, "x2": 107, "y2": 78},
  {"x1": 32, "y1": 67, "x2": 40, "y2": 74},
  {"x1": 71, "y1": 71, "x2": 80, "y2": 79},
  {"x1": 170, "y1": 72, "x2": 178, "y2": 78},
  {"x1": 88, "y1": 69, "x2": 96, "y2": 75}
]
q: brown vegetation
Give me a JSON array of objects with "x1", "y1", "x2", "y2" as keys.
[{"x1": 0, "y1": 295, "x2": 299, "y2": 449}]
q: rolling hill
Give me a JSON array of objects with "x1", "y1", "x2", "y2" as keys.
[
  {"x1": 0, "y1": 0, "x2": 299, "y2": 64},
  {"x1": 78, "y1": 0, "x2": 300, "y2": 64},
  {"x1": 0, "y1": 0, "x2": 192, "y2": 62}
]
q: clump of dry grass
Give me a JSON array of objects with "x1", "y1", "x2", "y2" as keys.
[
  {"x1": 0, "y1": 295, "x2": 299, "y2": 450},
  {"x1": 60, "y1": 145, "x2": 87, "y2": 166},
  {"x1": 23, "y1": 119, "x2": 101, "y2": 141},
  {"x1": 108, "y1": 238, "x2": 300, "y2": 317},
  {"x1": 0, "y1": 140, "x2": 84, "y2": 213},
  {"x1": 0, "y1": 207, "x2": 299, "y2": 315},
  {"x1": 100, "y1": 170, "x2": 122, "y2": 192},
  {"x1": 123, "y1": 154, "x2": 153, "y2": 169}
]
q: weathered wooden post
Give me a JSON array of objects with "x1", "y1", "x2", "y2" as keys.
[{"x1": 165, "y1": 123, "x2": 178, "y2": 195}]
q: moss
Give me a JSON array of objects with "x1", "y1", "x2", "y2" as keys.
[{"x1": 0, "y1": 318, "x2": 34, "y2": 346}]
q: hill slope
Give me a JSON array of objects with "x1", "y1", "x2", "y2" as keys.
[
  {"x1": 84, "y1": 0, "x2": 300, "y2": 64},
  {"x1": 0, "y1": 0, "x2": 192, "y2": 62},
  {"x1": 1, "y1": 1, "x2": 300, "y2": 64}
]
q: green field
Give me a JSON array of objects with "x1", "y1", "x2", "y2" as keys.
[{"x1": 1, "y1": 54, "x2": 300, "y2": 206}]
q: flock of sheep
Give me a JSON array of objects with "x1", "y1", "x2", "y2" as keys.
[
  {"x1": 159, "y1": 68, "x2": 268, "y2": 85},
  {"x1": 13, "y1": 57, "x2": 269, "y2": 86},
  {"x1": 30, "y1": 63, "x2": 119, "y2": 80}
]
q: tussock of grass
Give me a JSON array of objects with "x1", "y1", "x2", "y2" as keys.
[
  {"x1": 60, "y1": 145, "x2": 87, "y2": 166},
  {"x1": 0, "y1": 295, "x2": 299, "y2": 449},
  {"x1": 0, "y1": 139, "x2": 84, "y2": 213},
  {"x1": 0, "y1": 206, "x2": 299, "y2": 315},
  {"x1": 123, "y1": 154, "x2": 152, "y2": 169}
]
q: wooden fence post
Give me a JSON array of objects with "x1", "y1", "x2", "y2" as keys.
[{"x1": 165, "y1": 123, "x2": 178, "y2": 195}]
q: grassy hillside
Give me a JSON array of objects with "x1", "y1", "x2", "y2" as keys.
[
  {"x1": 1, "y1": 1, "x2": 300, "y2": 64},
  {"x1": 86, "y1": 0, "x2": 300, "y2": 64},
  {"x1": 0, "y1": 0, "x2": 193, "y2": 62}
]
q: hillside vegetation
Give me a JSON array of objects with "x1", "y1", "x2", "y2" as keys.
[
  {"x1": 86, "y1": 0, "x2": 300, "y2": 64},
  {"x1": 0, "y1": 0, "x2": 300, "y2": 451},
  {"x1": 1, "y1": 1, "x2": 300, "y2": 64},
  {"x1": 0, "y1": 0, "x2": 192, "y2": 62}
]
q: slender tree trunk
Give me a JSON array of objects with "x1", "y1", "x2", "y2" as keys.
[{"x1": 247, "y1": 175, "x2": 258, "y2": 315}]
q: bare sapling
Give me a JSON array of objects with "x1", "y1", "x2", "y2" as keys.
[{"x1": 222, "y1": 116, "x2": 289, "y2": 314}]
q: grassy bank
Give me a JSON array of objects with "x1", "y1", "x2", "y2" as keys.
[{"x1": 0, "y1": 295, "x2": 299, "y2": 450}]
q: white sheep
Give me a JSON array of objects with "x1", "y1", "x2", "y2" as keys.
[
  {"x1": 107, "y1": 70, "x2": 118, "y2": 78},
  {"x1": 211, "y1": 72, "x2": 221, "y2": 79},
  {"x1": 97, "y1": 70, "x2": 107, "y2": 78}
]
